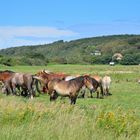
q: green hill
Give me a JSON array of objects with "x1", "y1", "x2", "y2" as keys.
[{"x1": 0, "y1": 35, "x2": 140, "y2": 65}]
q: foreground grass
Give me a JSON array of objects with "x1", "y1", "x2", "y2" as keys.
[{"x1": 0, "y1": 64, "x2": 140, "y2": 140}]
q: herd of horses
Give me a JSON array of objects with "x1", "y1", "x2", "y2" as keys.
[{"x1": 0, "y1": 70, "x2": 111, "y2": 104}]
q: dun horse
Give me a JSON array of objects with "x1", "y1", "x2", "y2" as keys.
[{"x1": 47, "y1": 75, "x2": 95, "y2": 104}]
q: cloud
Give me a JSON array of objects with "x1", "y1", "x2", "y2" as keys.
[
  {"x1": 0, "y1": 26, "x2": 78, "y2": 49},
  {"x1": 1, "y1": 22, "x2": 140, "y2": 49}
]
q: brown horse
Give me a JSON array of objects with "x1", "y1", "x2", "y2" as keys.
[
  {"x1": 47, "y1": 75, "x2": 95, "y2": 104},
  {"x1": 0, "y1": 70, "x2": 15, "y2": 82},
  {"x1": 35, "y1": 70, "x2": 69, "y2": 93},
  {"x1": 0, "y1": 70, "x2": 16, "y2": 94}
]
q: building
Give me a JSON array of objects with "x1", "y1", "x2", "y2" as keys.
[
  {"x1": 109, "y1": 61, "x2": 115, "y2": 66},
  {"x1": 112, "y1": 53, "x2": 123, "y2": 61},
  {"x1": 91, "y1": 50, "x2": 101, "y2": 56}
]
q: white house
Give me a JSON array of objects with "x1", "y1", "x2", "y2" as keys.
[{"x1": 109, "y1": 61, "x2": 115, "y2": 66}]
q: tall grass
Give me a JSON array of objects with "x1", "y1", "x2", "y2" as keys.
[{"x1": 0, "y1": 96, "x2": 139, "y2": 140}]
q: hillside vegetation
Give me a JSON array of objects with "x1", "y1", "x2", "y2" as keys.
[{"x1": 0, "y1": 35, "x2": 140, "y2": 65}]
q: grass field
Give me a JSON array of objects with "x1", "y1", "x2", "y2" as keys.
[{"x1": 0, "y1": 64, "x2": 140, "y2": 140}]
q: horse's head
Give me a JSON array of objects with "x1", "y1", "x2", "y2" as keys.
[
  {"x1": 42, "y1": 69, "x2": 52, "y2": 74},
  {"x1": 83, "y1": 75, "x2": 95, "y2": 92},
  {"x1": 36, "y1": 71, "x2": 49, "y2": 79}
]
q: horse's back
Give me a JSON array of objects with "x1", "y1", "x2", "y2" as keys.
[
  {"x1": 11, "y1": 73, "x2": 33, "y2": 86},
  {"x1": 0, "y1": 70, "x2": 15, "y2": 82}
]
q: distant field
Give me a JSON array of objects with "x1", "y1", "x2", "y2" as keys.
[{"x1": 0, "y1": 64, "x2": 140, "y2": 140}]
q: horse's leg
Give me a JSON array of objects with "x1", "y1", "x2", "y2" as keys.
[
  {"x1": 28, "y1": 86, "x2": 34, "y2": 99},
  {"x1": 73, "y1": 96, "x2": 77, "y2": 104},
  {"x1": 100, "y1": 84, "x2": 104, "y2": 97},
  {"x1": 29, "y1": 88, "x2": 34, "y2": 99},
  {"x1": 11, "y1": 84, "x2": 17, "y2": 95},
  {"x1": 70, "y1": 93, "x2": 77, "y2": 105},
  {"x1": 90, "y1": 90, "x2": 93, "y2": 98},
  {"x1": 80, "y1": 89, "x2": 85, "y2": 98},
  {"x1": 71, "y1": 96, "x2": 77, "y2": 104},
  {"x1": 100, "y1": 89, "x2": 104, "y2": 99},
  {"x1": 50, "y1": 90, "x2": 54, "y2": 101},
  {"x1": 21, "y1": 88, "x2": 28, "y2": 97},
  {"x1": 70, "y1": 96, "x2": 74, "y2": 104},
  {"x1": 97, "y1": 91, "x2": 99, "y2": 98},
  {"x1": 5, "y1": 82, "x2": 12, "y2": 95},
  {"x1": 106, "y1": 87, "x2": 108, "y2": 96},
  {"x1": 107, "y1": 87, "x2": 111, "y2": 96},
  {"x1": 28, "y1": 79, "x2": 37, "y2": 99},
  {"x1": 5, "y1": 86, "x2": 11, "y2": 95}
]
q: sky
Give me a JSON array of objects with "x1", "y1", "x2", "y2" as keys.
[{"x1": 0, "y1": 0, "x2": 140, "y2": 49}]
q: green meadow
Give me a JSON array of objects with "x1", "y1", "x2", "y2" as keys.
[{"x1": 0, "y1": 64, "x2": 140, "y2": 140}]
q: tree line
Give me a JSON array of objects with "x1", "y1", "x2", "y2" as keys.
[{"x1": 0, "y1": 35, "x2": 140, "y2": 66}]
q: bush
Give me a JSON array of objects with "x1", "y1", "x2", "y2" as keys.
[
  {"x1": 0, "y1": 57, "x2": 13, "y2": 66},
  {"x1": 92, "y1": 54, "x2": 112, "y2": 64},
  {"x1": 121, "y1": 54, "x2": 140, "y2": 65}
]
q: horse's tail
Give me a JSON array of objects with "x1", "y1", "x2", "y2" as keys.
[{"x1": 33, "y1": 76, "x2": 44, "y2": 94}]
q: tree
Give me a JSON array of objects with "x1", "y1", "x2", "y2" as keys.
[{"x1": 120, "y1": 54, "x2": 140, "y2": 65}]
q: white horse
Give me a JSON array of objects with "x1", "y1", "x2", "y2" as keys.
[{"x1": 102, "y1": 76, "x2": 112, "y2": 96}]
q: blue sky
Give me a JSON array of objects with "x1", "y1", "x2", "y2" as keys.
[{"x1": 0, "y1": 0, "x2": 140, "y2": 48}]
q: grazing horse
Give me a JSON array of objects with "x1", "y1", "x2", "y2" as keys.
[
  {"x1": 3, "y1": 73, "x2": 38, "y2": 99},
  {"x1": 35, "y1": 70, "x2": 69, "y2": 93},
  {"x1": 47, "y1": 75, "x2": 95, "y2": 104},
  {"x1": 102, "y1": 76, "x2": 112, "y2": 96},
  {"x1": 80, "y1": 75, "x2": 104, "y2": 98},
  {"x1": 0, "y1": 70, "x2": 15, "y2": 82}
]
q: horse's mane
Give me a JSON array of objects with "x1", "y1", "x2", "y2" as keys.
[
  {"x1": 4, "y1": 70, "x2": 15, "y2": 73},
  {"x1": 69, "y1": 76, "x2": 84, "y2": 83},
  {"x1": 0, "y1": 70, "x2": 15, "y2": 73}
]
